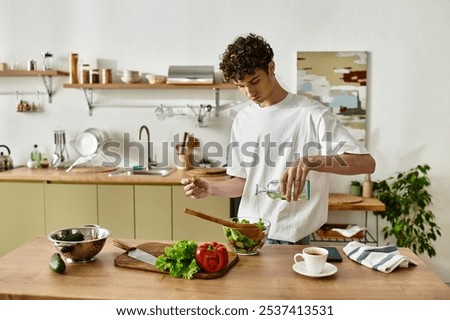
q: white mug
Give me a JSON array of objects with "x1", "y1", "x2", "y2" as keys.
[{"x1": 294, "y1": 247, "x2": 328, "y2": 274}]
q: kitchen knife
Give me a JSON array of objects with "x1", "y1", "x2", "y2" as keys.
[
  {"x1": 112, "y1": 239, "x2": 158, "y2": 265},
  {"x1": 127, "y1": 247, "x2": 157, "y2": 265}
]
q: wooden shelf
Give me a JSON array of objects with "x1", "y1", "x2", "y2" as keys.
[
  {"x1": 328, "y1": 194, "x2": 385, "y2": 211},
  {"x1": 0, "y1": 70, "x2": 69, "y2": 77},
  {"x1": 63, "y1": 82, "x2": 236, "y2": 90}
]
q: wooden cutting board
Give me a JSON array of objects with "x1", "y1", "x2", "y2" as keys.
[
  {"x1": 114, "y1": 241, "x2": 239, "y2": 279},
  {"x1": 329, "y1": 193, "x2": 363, "y2": 204},
  {"x1": 188, "y1": 167, "x2": 227, "y2": 177},
  {"x1": 71, "y1": 166, "x2": 117, "y2": 173}
]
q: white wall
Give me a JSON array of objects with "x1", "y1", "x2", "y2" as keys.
[{"x1": 1, "y1": 0, "x2": 449, "y2": 282}]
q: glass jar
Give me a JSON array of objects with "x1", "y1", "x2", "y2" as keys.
[
  {"x1": 90, "y1": 68, "x2": 100, "y2": 84},
  {"x1": 69, "y1": 53, "x2": 79, "y2": 84},
  {"x1": 101, "y1": 68, "x2": 112, "y2": 84},
  {"x1": 255, "y1": 179, "x2": 310, "y2": 200},
  {"x1": 81, "y1": 64, "x2": 90, "y2": 84},
  {"x1": 27, "y1": 59, "x2": 37, "y2": 71},
  {"x1": 42, "y1": 52, "x2": 53, "y2": 70}
]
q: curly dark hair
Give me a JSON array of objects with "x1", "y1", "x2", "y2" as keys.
[{"x1": 219, "y1": 33, "x2": 274, "y2": 82}]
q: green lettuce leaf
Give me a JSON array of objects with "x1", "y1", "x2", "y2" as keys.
[{"x1": 155, "y1": 240, "x2": 200, "y2": 279}]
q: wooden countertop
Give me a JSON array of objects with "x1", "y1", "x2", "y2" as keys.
[
  {"x1": 0, "y1": 237, "x2": 448, "y2": 300},
  {"x1": 0, "y1": 168, "x2": 385, "y2": 211},
  {"x1": 0, "y1": 166, "x2": 228, "y2": 185}
]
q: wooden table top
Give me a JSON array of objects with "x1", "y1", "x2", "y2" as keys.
[{"x1": 0, "y1": 237, "x2": 448, "y2": 300}]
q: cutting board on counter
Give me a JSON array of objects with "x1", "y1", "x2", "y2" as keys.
[
  {"x1": 114, "y1": 241, "x2": 239, "y2": 279},
  {"x1": 188, "y1": 167, "x2": 227, "y2": 177},
  {"x1": 70, "y1": 166, "x2": 117, "y2": 173},
  {"x1": 329, "y1": 193, "x2": 363, "y2": 204}
]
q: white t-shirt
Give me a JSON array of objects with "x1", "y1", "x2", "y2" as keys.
[{"x1": 226, "y1": 93, "x2": 368, "y2": 242}]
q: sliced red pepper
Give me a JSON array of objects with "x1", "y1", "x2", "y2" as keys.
[{"x1": 195, "y1": 241, "x2": 229, "y2": 273}]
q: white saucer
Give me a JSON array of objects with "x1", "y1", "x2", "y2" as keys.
[{"x1": 292, "y1": 262, "x2": 337, "y2": 278}]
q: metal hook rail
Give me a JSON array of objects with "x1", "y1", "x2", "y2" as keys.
[
  {"x1": 0, "y1": 90, "x2": 47, "y2": 97},
  {"x1": 0, "y1": 70, "x2": 69, "y2": 103},
  {"x1": 80, "y1": 87, "x2": 226, "y2": 117}
]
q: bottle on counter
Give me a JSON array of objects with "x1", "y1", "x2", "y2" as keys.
[
  {"x1": 255, "y1": 179, "x2": 310, "y2": 200},
  {"x1": 31, "y1": 144, "x2": 42, "y2": 168},
  {"x1": 362, "y1": 174, "x2": 373, "y2": 198}
]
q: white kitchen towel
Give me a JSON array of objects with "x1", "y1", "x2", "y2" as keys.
[
  {"x1": 331, "y1": 225, "x2": 366, "y2": 238},
  {"x1": 343, "y1": 241, "x2": 417, "y2": 273}
]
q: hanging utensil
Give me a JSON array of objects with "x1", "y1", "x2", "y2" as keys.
[{"x1": 51, "y1": 129, "x2": 69, "y2": 168}]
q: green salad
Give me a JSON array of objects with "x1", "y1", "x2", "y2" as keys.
[
  {"x1": 223, "y1": 218, "x2": 267, "y2": 254},
  {"x1": 155, "y1": 240, "x2": 200, "y2": 279}
]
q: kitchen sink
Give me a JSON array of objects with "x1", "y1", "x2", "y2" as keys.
[{"x1": 108, "y1": 167, "x2": 176, "y2": 177}]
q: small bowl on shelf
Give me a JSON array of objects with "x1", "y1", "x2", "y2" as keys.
[
  {"x1": 121, "y1": 76, "x2": 141, "y2": 84},
  {"x1": 122, "y1": 70, "x2": 139, "y2": 77},
  {"x1": 120, "y1": 70, "x2": 141, "y2": 83},
  {"x1": 223, "y1": 217, "x2": 271, "y2": 255},
  {"x1": 145, "y1": 74, "x2": 167, "y2": 84}
]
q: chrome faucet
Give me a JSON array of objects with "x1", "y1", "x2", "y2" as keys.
[{"x1": 138, "y1": 125, "x2": 156, "y2": 169}]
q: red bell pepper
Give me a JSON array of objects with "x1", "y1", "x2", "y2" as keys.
[{"x1": 195, "y1": 242, "x2": 229, "y2": 273}]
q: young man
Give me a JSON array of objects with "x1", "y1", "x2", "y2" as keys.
[{"x1": 182, "y1": 33, "x2": 375, "y2": 244}]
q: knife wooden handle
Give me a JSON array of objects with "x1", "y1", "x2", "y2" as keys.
[{"x1": 112, "y1": 239, "x2": 135, "y2": 252}]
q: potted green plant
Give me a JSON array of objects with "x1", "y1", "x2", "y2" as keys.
[
  {"x1": 349, "y1": 180, "x2": 362, "y2": 196},
  {"x1": 372, "y1": 164, "x2": 441, "y2": 258}
]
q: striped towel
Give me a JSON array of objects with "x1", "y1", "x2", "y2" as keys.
[{"x1": 343, "y1": 241, "x2": 417, "y2": 273}]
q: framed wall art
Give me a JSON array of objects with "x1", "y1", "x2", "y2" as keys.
[{"x1": 297, "y1": 51, "x2": 368, "y2": 144}]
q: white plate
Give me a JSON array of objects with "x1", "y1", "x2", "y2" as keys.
[
  {"x1": 76, "y1": 132, "x2": 98, "y2": 156},
  {"x1": 292, "y1": 262, "x2": 337, "y2": 278}
]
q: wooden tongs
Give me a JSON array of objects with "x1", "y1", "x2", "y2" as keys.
[{"x1": 184, "y1": 208, "x2": 265, "y2": 241}]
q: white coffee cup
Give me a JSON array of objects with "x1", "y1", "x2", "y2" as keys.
[{"x1": 294, "y1": 247, "x2": 328, "y2": 274}]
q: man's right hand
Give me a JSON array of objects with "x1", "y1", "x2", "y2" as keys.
[{"x1": 181, "y1": 177, "x2": 212, "y2": 199}]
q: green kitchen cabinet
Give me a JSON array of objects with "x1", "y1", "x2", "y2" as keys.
[
  {"x1": 44, "y1": 183, "x2": 98, "y2": 233},
  {"x1": 171, "y1": 185, "x2": 230, "y2": 242},
  {"x1": 0, "y1": 182, "x2": 45, "y2": 256},
  {"x1": 135, "y1": 185, "x2": 172, "y2": 240},
  {"x1": 0, "y1": 180, "x2": 231, "y2": 257},
  {"x1": 98, "y1": 185, "x2": 135, "y2": 239}
]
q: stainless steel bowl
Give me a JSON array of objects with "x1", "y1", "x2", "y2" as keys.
[{"x1": 47, "y1": 225, "x2": 111, "y2": 263}]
